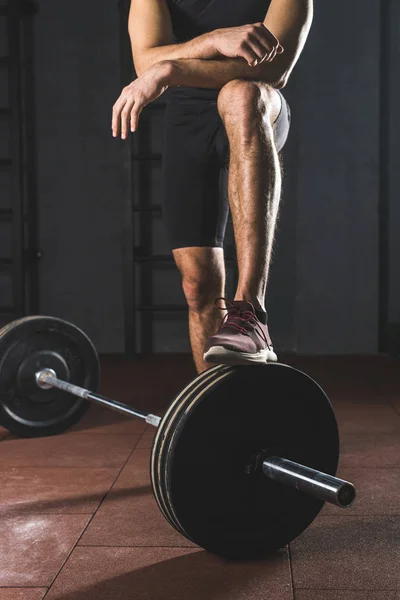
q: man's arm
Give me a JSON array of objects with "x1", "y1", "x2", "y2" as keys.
[
  {"x1": 112, "y1": 0, "x2": 312, "y2": 137},
  {"x1": 129, "y1": 0, "x2": 283, "y2": 77},
  {"x1": 129, "y1": 0, "x2": 219, "y2": 76},
  {"x1": 165, "y1": 0, "x2": 313, "y2": 89}
]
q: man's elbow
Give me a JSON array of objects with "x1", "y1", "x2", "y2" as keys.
[
  {"x1": 272, "y1": 71, "x2": 289, "y2": 89},
  {"x1": 129, "y1": 40, "x2": 151, "y2": 77},
  {"x1": 260, "y1": 64, "x2": 290, "y2": 90},
  {"x1": 132, "y1": 55, "x2": 147, "y2": 78}
]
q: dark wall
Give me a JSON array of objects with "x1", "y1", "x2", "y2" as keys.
[
  {"x1": 34, "y1": 1, "x2": 125, "y2": 352},
  {"x1": 30, "y1": 0, "x2": 397, "y2": 354},
  {"x1": 388, "y1": 0, "x2": 400, "y2": 327},
  {"x1": 292, "y1": 0, "x2": 380, "y2": 353}
]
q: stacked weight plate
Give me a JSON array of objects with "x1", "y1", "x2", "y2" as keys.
[{"x1": 151, "y1": 363, "x2": 340, "y2": 559}]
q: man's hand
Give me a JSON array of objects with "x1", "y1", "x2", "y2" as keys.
[
  {"x1": 112, "y1": 61, "x2": 171, "y2": 139},
  {"x1": 211, "y1": 23, "x2": 284, "y2": 67}
]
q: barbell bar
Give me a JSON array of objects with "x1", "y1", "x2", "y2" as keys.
[
  {"x1": 0, "y1": 315, "x2": 356, "y2": 559},
  {"x1": 35, "y1": 368, "x2": 162, "y2": 427},
  {"x1": 35, "y1": 366, "x2": 355, "y2": 509}
]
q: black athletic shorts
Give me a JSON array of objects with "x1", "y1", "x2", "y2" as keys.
[{"x1": 161, "y1": 86, "x2": 291, "y2": 250}]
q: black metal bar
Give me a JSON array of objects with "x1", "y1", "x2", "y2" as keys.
[
  {"x1": 378, "y1": 0, "x2": 390, "y2": 352},
  {"x1": 8, "y1": 0, "x2": 25, "y2": 315},
  {"x1": 262, "y1": 456, "x2": 356, "y2": 508},
  {"x1": 135, "y1": 129, "x2": 155, "y2": 353},
  {"x1": 119, "y1": 0, "x2": 136, "y2": 356},
  {"x1": 19, "y1": 0, "x2": 40, "y2": 314}
]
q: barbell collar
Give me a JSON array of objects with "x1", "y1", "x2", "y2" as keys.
[
  {"x1": 35, "y1": 369, "x2": 161, "y2": 427},
  {"x1": 262, "y1": 456, "x2": 356, "y2": 508}
]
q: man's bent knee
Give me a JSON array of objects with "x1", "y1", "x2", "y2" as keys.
[
  {"x1": 217, "y1": 79, "x2": 262, "y2": 118},
  {"x1": 217, "y1": 80, "x2": 280, "y2": 133}
]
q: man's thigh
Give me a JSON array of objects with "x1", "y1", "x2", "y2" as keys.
[{"x1": 161, "y1": 100, "x2": 229, "y2": 250}]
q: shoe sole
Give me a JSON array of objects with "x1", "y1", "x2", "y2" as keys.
[{"x1": 203, "y1": 345, "x2": 278, "y2": 366}]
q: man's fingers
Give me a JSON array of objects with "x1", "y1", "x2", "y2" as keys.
[
  {"x1": 261, "y1": 25, "x2": 281, "y2": 50},
  {"x1": 130, "y1": 108, "x2": 139, "y2": 133},
  {"x1": 247, "y1": 34, "x2": 272, "y2": 62},
  {"x1": 121, "y1": 99, "x2": 135, "y2": 139},
  {"x1": 267, "y1": 45, "x2": 278, "y2": 63},
  {"x1": 252, "y1": 23, "x2": 284, "y2": 56},
  {"x1": 240, "y1": 43, "x2": 259, "y2": 66},
  {"x1": 112, "y1": 98, "x2": 125, "y2": 137},
  {"x1": 131, "y1": 97, "x2": 145, "y2": 132}
]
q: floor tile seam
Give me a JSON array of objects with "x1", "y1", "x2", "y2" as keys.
[{"x1": 42, "y1": 434, "x2": 143, "y2": 598}]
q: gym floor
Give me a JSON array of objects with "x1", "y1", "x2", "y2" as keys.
[{"x1": 1, "y1": 353, "x2": 399, "y2": 600}]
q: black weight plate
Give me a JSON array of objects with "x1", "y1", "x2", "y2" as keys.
[
  {"x1": 0, "y1": 316, "x2": 99, "y2": 437},
  {"x1": 151, "y1": 364, "x2": 232, "y2": 534},
  {"x1": 155, "y1": 367, "x2": 235, "y2": 537},
  {"x1": 159, "y1": 363, "x2": 339, "y2": 559}
]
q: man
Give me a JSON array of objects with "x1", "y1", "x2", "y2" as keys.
[{"x1": 112, "y1": 0, "x2": 313, "y2": 373}]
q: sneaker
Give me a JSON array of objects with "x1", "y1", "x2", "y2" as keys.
[{"x1": 203, "y1": 298, "x2": 278, "y2": 365}]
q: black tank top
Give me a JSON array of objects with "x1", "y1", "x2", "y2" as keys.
[
  {"x1": 165, "y1": 0, "x2": 270, "y2": 100},
  {"x1": 166, "y1": 0, "x2": 270, "y2": 43}
]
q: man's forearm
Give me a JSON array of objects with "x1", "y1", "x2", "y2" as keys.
[
  {"x1": 136, "y1": 31, "x2": 220, "y2": 76},
  {"x1": 165, "y1": 57, "x2": 285, "y2": 90}
]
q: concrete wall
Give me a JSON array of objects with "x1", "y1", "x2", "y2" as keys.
[{"x1": 28, "y1": 0, "x2": 397, "y2": 354}]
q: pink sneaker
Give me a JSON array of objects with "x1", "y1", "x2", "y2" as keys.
[{"x1": 203, "y1": 298, "x2": 278, "y2": 365}]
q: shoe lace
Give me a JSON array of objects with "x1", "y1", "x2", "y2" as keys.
[{"x1": 214, "y1": 297, "x2": 269, "y2": 346}]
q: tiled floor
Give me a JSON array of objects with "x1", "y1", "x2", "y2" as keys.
[{"x1": 1, "y1": 353, "x2": 399, "y2": 599}]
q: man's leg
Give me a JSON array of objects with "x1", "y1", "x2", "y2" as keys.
[
  {"x1": 173, "y1": 246, "x2": 225, "y2": 373},
  {"x1": 216, "y1": 80, "x2": 283, "y2": 312}
]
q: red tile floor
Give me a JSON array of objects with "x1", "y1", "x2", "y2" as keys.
[{"x1": 1, "y1": 353, "x2": 399, "y2": 599}]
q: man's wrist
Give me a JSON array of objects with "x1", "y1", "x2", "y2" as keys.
[
  {"x1": 154, "y1": 59, "x2": 177, "y2": 86},
  {"x1": 203, "y1": 29, "x2": 220, "y2": 56}
]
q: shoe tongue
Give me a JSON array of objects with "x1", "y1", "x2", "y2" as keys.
[{"x1": 231, "y1": 300, "x2": 255, "y2": 313}]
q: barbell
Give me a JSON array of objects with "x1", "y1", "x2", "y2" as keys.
[{"x1": 0, "y1": 315, "x2": 356, "y2": 559}]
